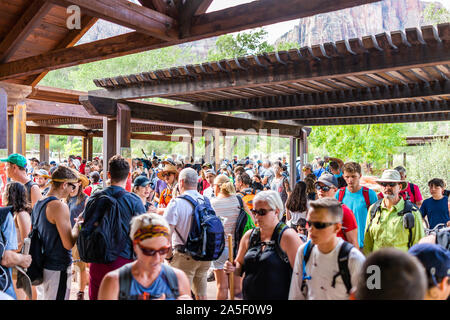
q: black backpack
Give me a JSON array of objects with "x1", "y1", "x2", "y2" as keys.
[
  {"x1": 27, "y1": 197, "x2": 56, "y2": 285},
  {"x1": 174, "y1": 195, "x2": 225, "y2": 261},
  {"x1": 77, "y1": 189, "x2": 128, "y2": 264},
  {"x1": 366, "y1": 199, "x2": 418, "y2": 249},
  {"x1": 233, "y1": 195, "x2": 249, "y2": 258},
  {"x1": 118, "y1": 263, "x2": 179, "y2": 300},
  {"x1": 301, "y1": 240, "x2": 354, "y2": 294},
  {"x1": 0, "y1": 206, "x2": 13, "y2": 293},
  {"x1": 247, "y1": 222, "x2": 290, "y2": 264}
]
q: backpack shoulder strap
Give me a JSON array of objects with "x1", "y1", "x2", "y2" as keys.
[
  {"x1": 301, "y1": 240, "x2": 315, "y2": 291},
  {"x1": 248, "y1": 227, "x2": 261, "y2": 249},
  {"x1": 0, "y1": 206, "x2": 12, "y2": 227},
  {"x1": 409, "y1": 183, "x2": 416, "y2": 199},
  {"x1": 362, "y1": 187, "x2": 371, "y2": 209},
  {"x1": 161, "y1": 264, "x2": 179, "y2": 298},
  {"x1": 331, "y1": 241, "x2": 353, "y2": 294},
  {"x1": 118, "y1": 263, "x2": 133, "y2": 300},
  {"x1": 178, "y1": 194, "x2": 197, "y2": 207},
  {"x1": 338, "y1": 188, "x2": 346, "y2": 202},
  {"x1": 236, "y1": 194, "x2": 244, "y2": 209},
  {"x1": 274, "y1": 222, "x2": 289, "y2": 263},
  {"x1": 367, "y1": 199, "x2": 383, "y2": 231}
]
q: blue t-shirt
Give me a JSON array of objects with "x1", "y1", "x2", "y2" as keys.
[
  {"x1": 1, "y1": 213, "x2": 18, "y2": 299},
  {"x1": 129, "y1": 265, "x2": 177, "y2": 300},
  {"x1": 335, "y1": 187, "x2": 378, "y2": 248},
  {"x1": 420, "y1": 196, "x2": 449, "y2": 229}
]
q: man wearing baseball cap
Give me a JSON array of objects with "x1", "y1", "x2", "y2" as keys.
[
  {"x1": 363, "y1": 169, "x2": 425, "y2": 255},
  {"x1": 409, "y1": 243, "x2": 450, "y2": 300},
  {"x1": 1, "y1": 153, "x2": 42, "y2": 208},
  {"x1": 33, "y1": 168, "x2": 51, "y2": 196},
  {"x1": 315, "y1": 173, "x2": 359, "y2": 248}
]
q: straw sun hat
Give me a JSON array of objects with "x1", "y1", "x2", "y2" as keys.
[
  {"x1": 157, "y1": 164, "x2": 179, "y2": 180},
  {"x1": 375, "y1": 169, "x2": 407, "y2": 190}
]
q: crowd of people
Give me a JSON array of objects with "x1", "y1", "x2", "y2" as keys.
[{"x1": 0, "y1": 151, "x2": 448, "y2": 301}]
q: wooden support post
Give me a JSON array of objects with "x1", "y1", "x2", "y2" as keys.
[
  {"x1": 13, "y1": 103, "x2": 26, "y2": 155},
  {"x1": 289, "y1": 137, "x2": 297, "y2": 189},
  {"x1": 39, "y1": 134, "x2": 49, "y2": 163},
  {"x1": 7, "y1": 115, "x2": 14, "y2": 155},
  {"x1": 0, "y1": 88, "x2": 6, "y2": 150},
  {"x1": 299, "y1": 130, "x2": 308, "y2": 181},
  {"x1": 82, "y1": 136, "x2": 88, "y2": 160},
  {"x1": 205, "y1": 133, "x2": 212, "y2": 164},
  {"x1": 213, "y1": 129, "x2": 221, "y2": 171},
  {"x1": 103, "y1": 117, "x2": 117, "y2": 185},
  {"x1": 87, "y1": 134, "x2": 94, "y2": 161},
  {"x1": 116, "y1": 103, "x2": 131, "y2": 156}
]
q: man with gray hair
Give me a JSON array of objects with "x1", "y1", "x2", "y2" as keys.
[{"x1": 163, "y1": 168, "x2": 211, "y2": 300}]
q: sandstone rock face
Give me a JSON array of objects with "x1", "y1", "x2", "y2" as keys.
[{"x1": 276, "y1": 0, "x2": 442, "y2": 47}]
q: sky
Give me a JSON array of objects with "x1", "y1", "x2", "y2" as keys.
[{"x1": 207, "y1": 0, "x2": 450, "y2": 43}]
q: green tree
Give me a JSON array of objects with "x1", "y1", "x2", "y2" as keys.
[
  {"x1": 207, "y1": 28, "x2": 274, "y2": 61},
  {"x1": 424, "y1": 3, "x2": 450, "y2": 24}
]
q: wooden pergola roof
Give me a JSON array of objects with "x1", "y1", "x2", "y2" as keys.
[{"x1": 90, "y1": 23, "x2": 450, "y2": 126}]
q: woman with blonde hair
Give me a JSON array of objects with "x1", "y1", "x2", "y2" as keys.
[
  {"x1": 210, "y1": 174, "x2": 251, "y2": 299},
  {"x1": 98, "y1": 213, "x2": 191, "y2": 300}
]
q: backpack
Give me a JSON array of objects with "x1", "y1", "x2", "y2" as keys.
[
  {"x1": 27, "y1": 197, "x2": 58, "y2": 285},
  {"x1": 237, "y1": 189, "x2": 256, "y2": 210},
  {"x1": 77, "y1": 189, "x2": 128, "y2": 264},
  {"x1": 118, "y1": 263, "x2": 179, "y2": 300},
  {"x1": 174, "y1": 195, "x2": 225, "y2": 261},
  {"x1": 366, "y1": 199, "x2": 418, "y2": 249},
  {"x1": 301, "y1": 239, "x2": 354, "y2": 295},
  {"x1": 0, "y1": 207, "x2": 13, "y2": 292},
  {"x1": 233, "y1": 196, "x2": 256, "y2": 258},
  {"x1": 248, "y1": 222, "x2": 289, "y2": 264},
  {"x1": 338, "y1": 186, "x2": 371, "y2": 208}
]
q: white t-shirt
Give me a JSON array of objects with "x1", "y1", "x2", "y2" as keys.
[
  {"x1": 289, "y1": 238, "x2": 366, "y2": 300},
  {"x1": 203, "y1": 186, "x2": 215, "y2": 200},
  {"x1": 211, "y1": 195, "x2": 240, "y2": 245},
  {"x1": 163, "y1": 189, "x2": 204, "y2": 247}
]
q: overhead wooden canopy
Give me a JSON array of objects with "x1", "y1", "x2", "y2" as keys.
[
  {"x1": 90, "y1": 23, "x2": 450, "y2": 126},
  {"x1": 0, "y1": 0, "x2": 380, "y2": 83}
]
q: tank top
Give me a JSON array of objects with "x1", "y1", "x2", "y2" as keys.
[
  {"x1": 24, "y1": 180, "x2": 38, "y2": 205},
  {"x1": 32, "y1": 197, "x2": 72, "y2": 271},
  {"x1": 67, "y1": 194, "x2": 87, "y2": 228},
  {"x1": 123, "y1": 264, "x2": 178, "y2": 300},
  {"x1": 242, "y1": 222, "x2": 292, "y2": 300}
]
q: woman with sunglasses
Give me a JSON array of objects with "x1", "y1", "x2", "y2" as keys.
[
  {"x1": 32, "y1": 166, "x2": 83, "y2": 300},
  {"x1": 224, "y1": 190, "x2": 303, "y2": 300},
  {"x1": 156, "y1": 164, "x2": 178, "y2": 214},
  {"x1": 98, "y1": 213, "x2": 191, "y2": 300}
]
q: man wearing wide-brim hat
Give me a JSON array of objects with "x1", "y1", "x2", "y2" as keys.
[
  {"x1": 156, "y1": 164, "x2": 179, "y2": 213},
  {"x1": 363, "y1": 169, "x2": 425, "y2": 255}
]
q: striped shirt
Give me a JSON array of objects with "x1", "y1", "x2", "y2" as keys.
[{"x1": 211, "y1": 195, "x2": 240, "y2": 246}]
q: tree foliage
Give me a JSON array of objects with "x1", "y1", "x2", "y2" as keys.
[{"x1": 424, "y1": 3, "x2": 450, "y2": 24}]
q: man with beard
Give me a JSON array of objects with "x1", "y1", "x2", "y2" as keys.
[{"x1": 363, "y1": 170, "x2": 425, "y2": 255}]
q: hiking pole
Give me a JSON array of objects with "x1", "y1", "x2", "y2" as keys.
[{"x1": 227, "y1": 234, "x2": 234, "y2": 300}]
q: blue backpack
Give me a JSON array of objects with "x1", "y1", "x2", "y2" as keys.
[{"x1": 175, "y1": 195, "x2": 225, "y2": 261}]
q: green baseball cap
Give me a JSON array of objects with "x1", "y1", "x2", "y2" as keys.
[{"x1": 0, "y1": 153, "x2": 27, "y2": 168}]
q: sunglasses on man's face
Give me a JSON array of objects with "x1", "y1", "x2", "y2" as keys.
[
  {"x1": 380, "y1": 182, "x2": 398, "y2": 188},
  {"x1": 315, "y1": 184, "x2": 331, "y2": 192},
  {"x1": 250, "y1": 208, "x2": 273, "y2": 216},
  {"x1": 138, "y1": 244, "x2": 171, "y2": 257},
  {"x1": 306, "y1": 220, "x2": 337, "y2": 229},
  {"x1": 67, "y1": 183, "x2": 77, "y2": 190}
]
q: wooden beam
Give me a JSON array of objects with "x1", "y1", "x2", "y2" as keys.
[
  {"x1": 295, "y1": 112, "x2": 450, "y2": 126},
  {"x1": 27, "y1": 86, "x2": 85, "y2": 105},
  {"x1": 0, "y1": 0, "x2": 382, "y2": 81},
  {"x1": 7, "y1": 115, "x2": 14, "y2": 155},
  {"x1": 260, "y1": 100, "x2": 450, "y2": 121},
  {"x1": 39, "y1": 135, "x2": 50, "y2": 163},
  {"x1": 24, "y1": 99, "x2": 99, "y2": 118},
  {"x1": 0, "y1": 88, "x2": 6, "y2": 149},
  {"x1": 102, "y1": 117, "x2": 117, "y2": 183},
  {"x1": 138, "y1": 0, "x2": 179, "y2": 18},
  {"x1": 13, "y1": 103, "x2": 27, "y2": 155},
  {"x1": 0, "y1": 0, "x2": 53, "y2": 63},
  {"x1": 178, "y1": 0, "x2": 214, "y2": 38},
  {"x1": 196, "y1": 80, "x2": 450, "y2": 112},
  {"x1": 27, "y1": 15, "x2": 99, "y2": 87},
  {"x1": 26, "y1": 125, "x2": 102, "y2": 137},
  {"x1": 0, "y1": 83, "x2": 32, "y2": 106},
  {"x1": 131, "y1": 133, "x2": 187, "y2": 142},
  {"x1": 116, "y1": 103, "x2": 131, "y2": 156},
  {"x1": 49, "y1": 0, "x2": 178, "y2": 41}
]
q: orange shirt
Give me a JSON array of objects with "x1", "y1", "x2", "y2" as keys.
[{"x1": 158, "y1": 188, "x2": 173, "y2": 208}]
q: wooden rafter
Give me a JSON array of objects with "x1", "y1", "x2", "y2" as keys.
[
  {"x1": 48, "y1": 0, "x2": 178, "y2": 41},
  {"x1": 0, "y1": 0, "x2": 53, "y2": 63},
  {"x1": 0, "y1": 0, "x2": 382, "y2": 82}
]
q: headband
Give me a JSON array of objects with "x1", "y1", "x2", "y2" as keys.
[
  {"x1": 133, "y1": 225, "x2": 169, "y2": 242},
  {"x1": 51, "y1": 178, "x2": 79, "y2": 183}
]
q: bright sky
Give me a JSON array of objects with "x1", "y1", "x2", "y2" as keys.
[{"x1": 207, "y1": 0, "x2": 450, "y2": 43}]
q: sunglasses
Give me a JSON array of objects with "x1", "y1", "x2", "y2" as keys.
[
  {"x1": 161, "y1": 173, "x2": 174, "y2": 178},
  {"x1": 380, "y1": 182, "x2": 398, "y2": 187},
  {"x1": 67, "y1": 183, "x2": 77, "y2": 190},
  {"x1": 138, "y1": 244, "x2": 171, "y2": 257},
  {"x1": 306, "y1": 220, "x2": 337, "y2": 229},
  {"x1": 315, "y1": 185, "x2": 331, "y2": 192},
  {"x1": 250, "y1": 208, "x2": 273, "y2": 216}
]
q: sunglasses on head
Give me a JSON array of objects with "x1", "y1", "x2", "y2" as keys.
[
  {"x1": 380, "y1": 182, "x2": 398, "y2": 187},
  {"x1": 315, "y1": 184, "x2": 331, "y2": 192},
  {"x1": 138, "y1": 244, "x2": 171, "y2": 257},
  {"x1": 250, "y1": 208, "x2": 273, "y2": 216},
  {"x1": 306, "y1": 220, "x2": 337, "y2": 229}
]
